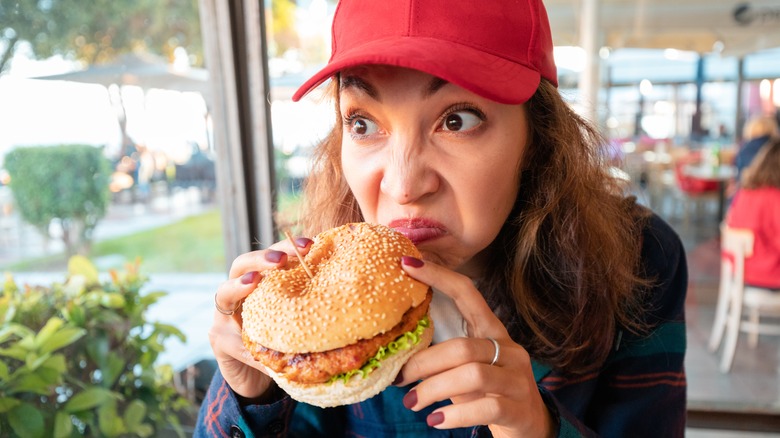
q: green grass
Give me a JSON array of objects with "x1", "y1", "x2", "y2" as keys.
[
  {"x1": 5, "y1": 209, "x2": 225, "y2": 273},
  {"x1": 276, "y1": 190, "x2": 304, "y2": 230},
  {"x1": 92, "y1": 208, "x2": 225, "y2": 273},
  {"x1": 4, "y1": 192, "x2": 304, "y2": 274}
]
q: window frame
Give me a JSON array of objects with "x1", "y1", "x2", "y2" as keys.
[{"x1": 199, "y1": 0, "x2": 277, "y2": 268}]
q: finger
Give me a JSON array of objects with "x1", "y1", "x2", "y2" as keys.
[
  {"x1": 209, "y1": 315, "x2": 267, "y2": 370},
  {"x1": 227, "y1": 235, "x2": 313, "y2": 280},
  {"x1": 398, "y1": 337, "x2": 518, "y2": 386},
  {"x1": 423, "y1": 397, "x2": 521, "y2": 430},
  {"x1": 214, "y1": 270, "x2": 264, "y2": 322},
  {"x1": 208, "y1": 317, "x2": 276, "y2": 398},
  {"x1": 227, "y1": 249, "x2": 285, "y2": 279},
  {"x1": 404, "y1": 362, "x2": 530, "y2": 412},
  {"x1": 269, "y1": 235, "x2": 314, "y2": 254},
  {"x1": 425, "y1": 389, "x2": 553, "y2": 434},
  {"x1": 401, "y1": 257, "x2": 508, "y2": 339}
]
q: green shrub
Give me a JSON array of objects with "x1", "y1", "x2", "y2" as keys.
[
  {"x1": 0, "y1": 256, "x2": 192, "y2": 437},
  {"x1": 4, "y1": 145, "x2": 112, "y2": 257}
]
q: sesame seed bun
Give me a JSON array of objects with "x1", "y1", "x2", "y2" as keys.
[{"x1": 242, "y1": 222, "x2": 431, "y2": 354}]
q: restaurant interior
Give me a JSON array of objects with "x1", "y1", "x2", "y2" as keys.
[{"x1": 549, "y1": 3, "x2": 780, "y2": 434}]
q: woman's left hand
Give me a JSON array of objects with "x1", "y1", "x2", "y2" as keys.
[{"x1": 396, "y1": 257, "x2": 555, "y2": 438}]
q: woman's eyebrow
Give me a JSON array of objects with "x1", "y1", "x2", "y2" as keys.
[
  {"x1": 424, "y1": 77, "x2": 449, "y2": 97},
  {"x1": 340, "y1": 75, "x2": 379, "y2": 100}
]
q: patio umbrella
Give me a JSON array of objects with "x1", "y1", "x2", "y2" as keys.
[
  {"x1": 34, "y1": 52, "x2": 212, "y2": 159},
  {"x1": 34, "y1": 52, "x2": 211, "y2": 101}
]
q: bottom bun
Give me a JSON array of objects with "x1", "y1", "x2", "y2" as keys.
[{"x1": 269, "y1": 321, "x2": 434, "y2": 408}]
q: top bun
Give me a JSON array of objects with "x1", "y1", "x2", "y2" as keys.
[{"x1": 242, "y1": 223, "x2": 430, "y2": 354}]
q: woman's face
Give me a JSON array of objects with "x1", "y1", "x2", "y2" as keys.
[{"x1": 339, "y1": 66, "x2": 528, "y2": 276}]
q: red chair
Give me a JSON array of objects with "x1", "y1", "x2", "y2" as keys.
[
  {"x1": 672, "y1": 161, "x2": 719, "y2": 226},
  {"x1": 674, "y1": 163, "x2": 719, "y2": 193}
]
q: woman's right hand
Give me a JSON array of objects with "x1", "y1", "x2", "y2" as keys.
[{"x1": 210, "y1": 236, "x2": 313, "y2": 400}]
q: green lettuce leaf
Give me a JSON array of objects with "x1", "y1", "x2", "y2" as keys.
[{"x1": 328, "y1": 315, "x2": 430, "y2": 385}]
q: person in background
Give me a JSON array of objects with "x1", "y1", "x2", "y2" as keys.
[
  {"x1": 196, "y1": 0, "x2": 688, "y2": 436},
  {"x1": 726, "y1": 138, "x2": 780, "y2": 290},
  {"x1": 733, "y1": 116, "x2": 779, "y2": 187}
]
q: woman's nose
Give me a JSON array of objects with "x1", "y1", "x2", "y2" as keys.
[{"x1": 379, "y1": 138, "x2": 439, "y2": 204}]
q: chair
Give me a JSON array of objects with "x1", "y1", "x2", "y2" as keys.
[
  {"x1": 671, "y1": 161, "x2": 719, "y2": 227},
  {"x1": 708, "y1": 225, "x2": 780, "y2": 373}
]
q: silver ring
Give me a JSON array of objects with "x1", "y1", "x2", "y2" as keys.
[
  {"x1": 215, "y1": 293, "x2": 239, "y2": 316},
  {"x1": 488, "y1": 337, "x2": 500, "y2": 366}
]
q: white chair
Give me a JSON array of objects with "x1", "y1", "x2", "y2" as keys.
[{"x1": 708, "y1": 225, "x2": 780, "y2": 373}]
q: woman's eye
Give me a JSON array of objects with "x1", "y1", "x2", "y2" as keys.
[
  {"x1": 348, "y1": 117, "x2": 378, "y2": 136},
  {"x1": 441, "y1": 111, "x2": 482, "y2": 132}
]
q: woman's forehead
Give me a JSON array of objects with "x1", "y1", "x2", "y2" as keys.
[
  {"x1": 338, "y1": 65, "x2": 449, "y2": 93},
  {"x1": 339, "y1": 70, "x2": 451, "y2": 104}
]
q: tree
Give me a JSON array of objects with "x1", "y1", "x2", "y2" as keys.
[
  {"x1": 0, "y1": 0, "x2": 203, "y2": 74},
  {"x1": 4, "y1": 145, "x2": 112, "y2": 257},
  {"x1": 268, "y1": 0, "x2": 299, "y2": 57}
]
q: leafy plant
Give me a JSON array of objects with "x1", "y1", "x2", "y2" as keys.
[
  {"x1": 0, "y1": 256, "x2": 192, "y2": 437},
  {"x1": 4, "y1": 145, "x2": 112, "y2": 257}
]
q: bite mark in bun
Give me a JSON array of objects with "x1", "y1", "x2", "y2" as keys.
[{"x1": 242, "y1": 222, "x2": 434, "y2": 408}]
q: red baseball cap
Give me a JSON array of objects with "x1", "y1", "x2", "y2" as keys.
[{"x1": 292, "y1": 0, "x2": 558, "y2": 104}]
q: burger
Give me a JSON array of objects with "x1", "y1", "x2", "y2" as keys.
[{"x1": 241, "y1": 222, "x2": 434, "y2": 408}]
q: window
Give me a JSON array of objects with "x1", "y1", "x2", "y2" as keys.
[{"x1": 0, "y1": 0, "x2": 224, "y2": 374}]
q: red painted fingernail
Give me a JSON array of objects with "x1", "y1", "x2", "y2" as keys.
[
  {"x1": 402, "y1": 389, "x2": 417, "y2": 409},
  {"x1": 295, "y1": 237, "x2": 313, "y2": 248},
  {"x1": 265, "y1": 250, "x2": 285, "y2": 263},
  {"x1": 427, "y1": 411, "x2": 445, "y2": 427},
  {"x1": 401, "y1": 256, "x2": 424, "y2": 268},
  {"x1": 392, "y1": 371, "x2": 404, "y2": 386},
  {"x1": 240, "y1": 271, "x2": 259, "y2": 284}
]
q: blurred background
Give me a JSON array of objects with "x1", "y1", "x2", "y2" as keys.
[{"x1": 1, "y1": 0, "x2": 780, "y2": 435}]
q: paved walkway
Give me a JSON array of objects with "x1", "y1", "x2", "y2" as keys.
[{"x1": 0, "y1": 186, "x2": 211, "y2": 267}]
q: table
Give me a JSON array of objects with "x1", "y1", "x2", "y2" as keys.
[{"x1": 681, "y1": 164, "x2": 736, "y2": 221}]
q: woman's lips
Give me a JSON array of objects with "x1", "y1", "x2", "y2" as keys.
[{"x1": 388, "y1": 219, "x2": 446, "y2": 245}]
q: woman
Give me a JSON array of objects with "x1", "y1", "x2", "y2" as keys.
[
  {"x1": 727, "y1": 138, "x2": 780, "y2": 290},
  {"x1": 196, "y1": 0, "x2": 687, "y2": 436},
  {"x1": 732, "y1": 115, "x2": 780, "y2": 193}
]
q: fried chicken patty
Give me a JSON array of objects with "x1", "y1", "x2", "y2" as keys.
[{"x1": 244, "y1": 291, "x2": 432, "y2": 384}]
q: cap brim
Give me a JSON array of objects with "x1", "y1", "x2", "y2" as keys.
[{"x1": 292, "y1": 36, "x2": 541, "y2": 105}]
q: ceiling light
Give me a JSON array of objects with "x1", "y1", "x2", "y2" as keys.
[
  {"x1": 640, "y1": 79, "x2": 653, "y2": 96},
  {"x1": 773, "y1": 79, "x2": 780, "y2": 107},
  {"x1": 760, "y1": 79, "x2": 771, "y2": 101}
]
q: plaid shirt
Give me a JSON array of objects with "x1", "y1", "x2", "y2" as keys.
[{"x1": 195, "y1": 214, "x2": 687, "y2": 437}]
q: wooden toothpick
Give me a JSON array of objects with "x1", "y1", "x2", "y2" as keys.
[{"x1": 284, "y1": 229, "x2": 314, "y2": 279}]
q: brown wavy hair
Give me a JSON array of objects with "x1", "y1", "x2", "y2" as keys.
[
  {"x1": 299, "y1": 79, "x2": 650, "y2": 376},
  {"x1": 741, "y1": 137, "x2": 780, "y2": 189}
]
